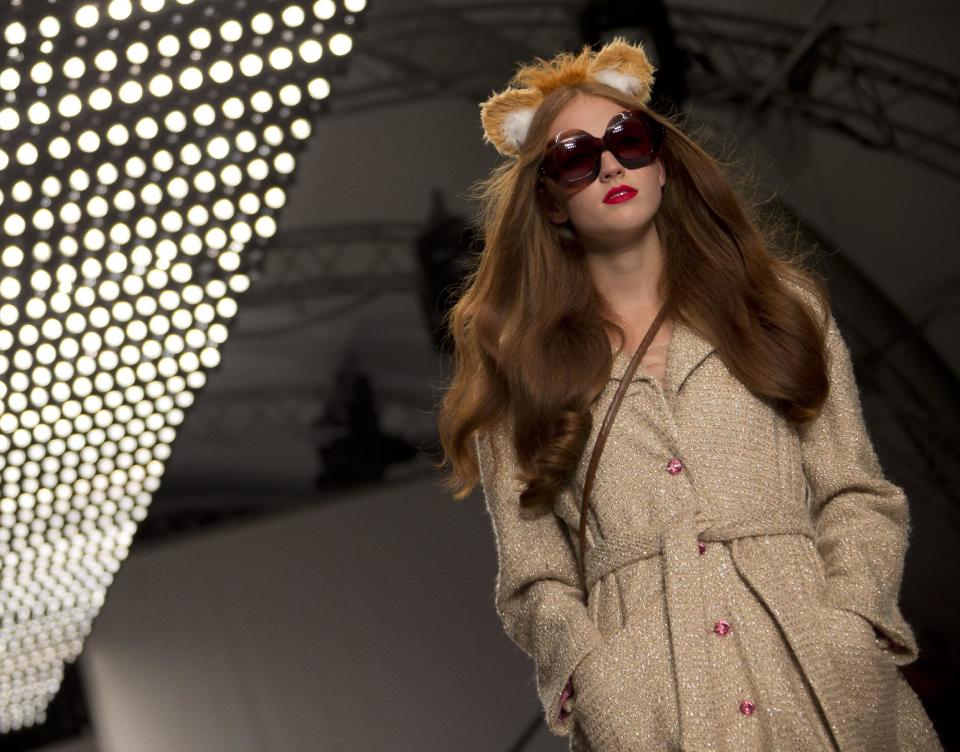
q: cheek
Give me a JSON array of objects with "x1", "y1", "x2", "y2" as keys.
[
  {"x1": 564, "y1": 194, "x2": 592, "y2": 222},
  {"x1": 628, "y1": 171, "x2": 665, "y2": 211},
  {"x1": 635, "y1": 167, "x2": 664, "y2": 192}
]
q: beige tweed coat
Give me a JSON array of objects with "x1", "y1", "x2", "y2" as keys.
[{"x1": 475, "y1": 293, "x2": 943, "y2": 752}]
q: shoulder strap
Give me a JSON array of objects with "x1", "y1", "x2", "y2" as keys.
[{"x1": 578, "y1": 303, "x2": 669, "y2": 587}]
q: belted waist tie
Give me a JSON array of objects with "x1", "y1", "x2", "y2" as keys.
[
  {"x1": 584, "y1": 510, "x2": 816, "y2": 593},
  {"x1": 581, "y1": 509, "x2": 816, "y2": 752}
]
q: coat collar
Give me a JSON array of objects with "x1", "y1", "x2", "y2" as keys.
[{"x1": 609, "y1": 315, "x2": 716, "y2": 394}]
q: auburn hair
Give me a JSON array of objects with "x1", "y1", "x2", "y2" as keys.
[{"x1": 434, "y1": 80, "x2": 831, "y2": 509}]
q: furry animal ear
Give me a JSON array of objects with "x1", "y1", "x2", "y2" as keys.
[
  {"x1": 478, "y1": 37, "x2": 657, "y2": 157},
  {"x1": 479, "y1": 87, "x2": 541, "y2": 157},
  {"x1": 590, "y1": 37, "x2": 656, "y2": 101}
]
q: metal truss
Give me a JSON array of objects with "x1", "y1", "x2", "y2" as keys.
[
  {"x1": 178, "y1": 384, "x2": 335, "y2": 438},
  {"x1": 169, "y1": 222, "x2": 434, "y2": 438},
  {"x1": 243, "y1": 222, "x2": 423, "y2": 306},
  {"x1": 670, "y1": 6, "x2": 960, "y2": 181},
  {"x1": 176, "y1": 379, "x2": 439, "y2": 438},
  {"x1": 331, "y1": 2, "x2": 585, "y2": 111},
  {"x1": 333, "y1": 2, "x2": 960, "y2": 180}
]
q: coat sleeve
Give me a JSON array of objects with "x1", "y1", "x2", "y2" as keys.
[
  {"x1": 474, "y1": 424, "x2": 603, "y2": 736},
  {"x1": 797, "y1": 311, "x2": 919, "y2": 665}
]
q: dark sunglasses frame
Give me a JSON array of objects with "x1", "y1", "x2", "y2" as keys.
[{"x1": 537, "y1": 109, "x2": 666, "y2": 190}]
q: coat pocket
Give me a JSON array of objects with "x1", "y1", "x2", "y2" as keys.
[
  {"x1": 818, "y1": 603, "x2": 900, "y2": 745},
  {"x1": 570, "y1": 617, "x2": 679, "y2": 752},
  {"x1": 819, "y1": 603, "x2": 892, "y2": 657},
  {"x1": 819, "y1": 602, "x2": 899, "y2": 752}
]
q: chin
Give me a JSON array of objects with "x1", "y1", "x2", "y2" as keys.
[{"x1": 596, "y1": 215, "x2": 658, "y2": 239}]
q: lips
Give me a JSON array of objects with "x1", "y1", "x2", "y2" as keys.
[{"x1": 603, "y1": 185, "x2": 638, "y2": 204}]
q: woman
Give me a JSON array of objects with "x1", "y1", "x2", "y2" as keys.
[{"x1": 435, "y1": 38, "x2": 942, "y2": 751}]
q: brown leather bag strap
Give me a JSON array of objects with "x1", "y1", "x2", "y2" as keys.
[{"x1": 578, "y1": 302, "x2": 669, "y2": 587}]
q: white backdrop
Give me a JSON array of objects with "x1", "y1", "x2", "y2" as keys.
[{"x1": 79, "y1": 469, "x2": 566, "y2": 752}]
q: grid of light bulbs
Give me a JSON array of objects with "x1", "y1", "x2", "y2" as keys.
[{"x1": 0, "y1": 0, "x2": 365, "y2": 732}]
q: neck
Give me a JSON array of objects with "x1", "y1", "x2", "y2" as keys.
[{"x1": 583, "y1": 222, "x2": 666, "y2": 324}]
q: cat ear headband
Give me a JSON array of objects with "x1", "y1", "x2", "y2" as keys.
[{"x1": 479, "y1": 37, "x2": 657, "y2": 158}]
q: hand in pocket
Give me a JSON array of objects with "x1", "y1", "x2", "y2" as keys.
[
  {"x1": 559, "y1": 678, "x2": 575, "y2": 720},
  {"x1": 570, "y1": 627, "x2": 659, "y2": 751}
]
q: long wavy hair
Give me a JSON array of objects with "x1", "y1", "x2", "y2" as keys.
[{"x1": 435, "y1": 79, "x2": 831, "y2": 509}]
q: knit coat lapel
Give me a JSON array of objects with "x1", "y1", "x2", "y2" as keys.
[{"x1": 609, "y1": 316, "x2": 717, "y2": 395}]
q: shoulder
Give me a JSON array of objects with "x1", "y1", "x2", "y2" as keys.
[
  {"x1": 474, "y1": 414, "x2": 516, "y2": 472},
  {"x1": 778, "y1": 272, "x2": 830, "y2": 324},
  {"x1": 778, "y1": 272, "x2": 836, "y2": 338}
]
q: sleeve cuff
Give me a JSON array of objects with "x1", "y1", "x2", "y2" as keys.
[{"x1": 541, "y1": 638, "x2": 600, "y2": 736}]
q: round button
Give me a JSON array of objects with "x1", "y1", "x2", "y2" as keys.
[
  {"x1": 666, "y1": 457, "x2": 684, "y2": 475},
  {"x1": 713, "y1": 620, "x2": 731, "y2": 636},
  {"x1": 739, "y1": 699, "x2": 755, "y2": 716},
  {"x1": 697, "y1": 540, "x2": 706, "y2": 555}
]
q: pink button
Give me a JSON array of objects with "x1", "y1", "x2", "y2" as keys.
[
  {"x1": 666, "y1": 457, "x2": 684, "y2": 475},
  {"x1": 697, "y1": 540, "x2": 706, "y2": 555},
  {"x1": 713, "y1": 620, "x2": 731, "y2": 636},
  {"x1": 739, "y1": 699, "x2": 755, "y2": 716}
]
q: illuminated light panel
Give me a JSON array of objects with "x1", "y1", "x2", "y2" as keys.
[{"x1": 0, "y1": 0, "x2": 364, "y2": 732}]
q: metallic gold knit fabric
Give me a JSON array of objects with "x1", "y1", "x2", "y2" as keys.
[{"x1": 474, "y1": 288, "x2": 943, "y2": 752}]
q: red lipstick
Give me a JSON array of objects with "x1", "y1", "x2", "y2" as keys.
[{"x1": 603, "y1": 185, "x2": 638, "y2": 204}]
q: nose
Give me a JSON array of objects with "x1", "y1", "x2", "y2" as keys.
[{"x1": 598, "y1": 149, "x2": 624, "y2": 182}]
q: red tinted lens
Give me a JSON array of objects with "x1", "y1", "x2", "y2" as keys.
[
  {"x1": 607, "y1": 113, "x2": 661, "y2": 167},
  {"x1": 542, "y1": 134, "x2": 601, "y2": 185}
]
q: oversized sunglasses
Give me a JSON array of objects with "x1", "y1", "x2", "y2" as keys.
[{"x1": 538, "y1": 109, "x2": 666, "y2": 190}]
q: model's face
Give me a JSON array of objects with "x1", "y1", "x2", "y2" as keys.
[{"x1": 539, "y1": 95, "x2": 666, "y2": 245}]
